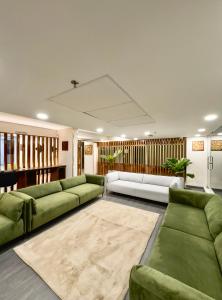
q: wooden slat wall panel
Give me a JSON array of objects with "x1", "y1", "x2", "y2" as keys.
[
  {"x1": 0, "y1": 132, "x2": 59, "y2": 174},
  {"x1": 97, "y1": 138, "x2": 186, "y2": 176}
]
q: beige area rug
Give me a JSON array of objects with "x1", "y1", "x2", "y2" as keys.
[{"x1": 14, "y1": 200, "x2": 159, "y2": 300}]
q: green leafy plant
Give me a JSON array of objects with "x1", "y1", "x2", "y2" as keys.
[
  {"x1": 162, "y1": 158, "x2": 195, "y2": 179},
  {"x1": 100, "y1": 149, "x2": 123, "y2": 168}
]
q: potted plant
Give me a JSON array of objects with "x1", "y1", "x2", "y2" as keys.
[
  {"x1": 161, "y1": 158, "x2": 194, "y2": 181},
  {"x1": 100, "y1": 149, "x2": 123, "y2": 172}
]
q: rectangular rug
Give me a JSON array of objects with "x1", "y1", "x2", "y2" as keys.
[{"x1": 14, "y1": 200, "x2": 159, "y2": 300}]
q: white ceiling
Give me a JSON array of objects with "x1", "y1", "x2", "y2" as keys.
[{"x1": 0, "y1": 0, "x2": 222, "y2": 139}]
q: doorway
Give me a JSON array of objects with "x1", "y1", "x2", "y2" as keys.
[
  {"x1": 77, "y1": 140, "x2": 84, "y2": 175},
  {"x1": 208, "y1": 136, "x2": 222, "y2": 194}
]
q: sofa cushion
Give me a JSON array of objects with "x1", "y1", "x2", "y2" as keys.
[
  {"x1": 107, "y1": 180, "x2": 169, "y2": 203},
  {"x1": 205, "y1": 195, "x2": 222, "y2": 239},
  {"x1": 0, "y1": 193, "x2": 24, "y2": 222},
  {"x1": 18, "y1": 181, "x2": 62, "y2": 199},
  {"x1": 163, "y1": 203, "x2": 212, "y2": 241},
  {"x1": 65, "y1": 183, "x2": 104, "y2": 205},
  {"x1": 147, "y1": 226, "x2": 222, "y2": 299},
  {"x1": 215, "y1": 232, "x2": 222, "y2": 272},
  {"x1": 118, "y1": 171, "x2": 144, "y2": 183},
  {"x1": 0, "y1": 215, "x2": 24, "y2": 245},
  {"x1": 143, "y1": 174, "x2": 174, "y2": 187},
  {"x1": 60, "y1": 175, "x2": 86, "y2": 190},
  {"x1": 32, "y1": 192, "x2": 79, "y2": 229}
]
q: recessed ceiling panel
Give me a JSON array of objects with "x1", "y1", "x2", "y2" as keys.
[
  {"x1": 87, "y1": 102, "x2": 145, "y2": 122},
  {"x1": 49, "y1": 76, "x2": 131, "y2": 112},
  {"x1": 110, "y1": 115, "x2": 154, "y2": 127}
]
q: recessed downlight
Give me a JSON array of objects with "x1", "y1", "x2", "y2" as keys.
[
  {"x1": 96, "y1": 128, "x2": 103, "y2": 133},
  {"x1": 144, "y1": 131, "x2": 150, "y2": 136},
  {"x1": 36, "y1": 113, "x2": 48, "y2": 120},
  {"x1": 121, "y1": 134, "x2": 126, "y2": 138},
  {"x1": 204, "y1": 114, "x2": 218, "y2": 121},
  {"x1": 195, "y1": 134, "x2": 201, "y2": 137},
  {"x1": 198, "y1": 128, "x2": 206, "y2": 132},
  {"x1": 217, "y1": 132, "x2": 222, "y2": 136}
]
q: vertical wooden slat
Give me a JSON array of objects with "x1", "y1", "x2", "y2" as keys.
[
  {"x1": 4, "y1": 133, "x2": 7, "y2": 170},
  {"x1": 42, "y1": 136, "x2": 45, "y2": 167},
  {"x1": 10, "y1": 133, "x2": 14, "y2": 170},
  {"x1": 17, "y1": 134, "x2": 20, "y2": 170},
  {"x1": 22, "y1": 135, "x2": 26, "y2": 169},
  {"x1": 32, "y1": 136, "x2": 36, "y2": 168},
  {"x1": 27, "y1": 135, "x2": 31, "y2": 169},
  {"x1": 50, "y1": 137, "x2": 53, "y2": 166},
  {"x1": 37, "y1": 136, "x2": 41, "y2": 168}
]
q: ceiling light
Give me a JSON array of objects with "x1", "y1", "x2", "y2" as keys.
[
  {"x1": 198, "y1": 128, "x2": 206, "y2": 132},
  {"x1": 96, "y1": 128, "x2": 103, "y2": 133},
  {"x1": 121, "y1": 134, "x2": 126, "y2": 138},
  {"x1": 36, "y1": 113, "x2": 48, "y2": 120},
  {"x1": 204, "y1": 114, "x2": 218, "y2": 121},
  {"x1": 217, "y1": 132, "x2": 222, "y2": 136},
  {"x1": 195, "y1": 134, "x2": 201, "y2": 137},
  {"x1": 144, "y1": 131, "x2": 150, "y2": 136},
  {"x1": 133, "y1": 138, "x2": 138, "y2": 140}
]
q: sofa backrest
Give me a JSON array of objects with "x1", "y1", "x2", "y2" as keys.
[
  {"x1": 215, "y1": 232, "x2": 222, "y2": 272},
  {"x1": 60, "y1": 175, "x2": 86, "y2": 190},
  {"x1": 143, "y1": 174, "x2": 175, "y2": 187},
  {"x1": 205, "y1": 195, "x2": 222, "y2": 239},
  {"x1": 18, "y1": 181, "x2": 62, "y2": 199},
  {"x1": 106, "y1": 171, "x2": 183, "y2": 188},
  {"x1": 118, "y1": 171, "x2": 144, "y2": 183}
]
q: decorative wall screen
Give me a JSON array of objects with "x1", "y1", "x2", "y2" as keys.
[
  {"x1": 0, "y1": 132, "x2": 59, "y2": 171},
  {"x1": 97, "y1": 138, "x2": 186, "y2": 175}
]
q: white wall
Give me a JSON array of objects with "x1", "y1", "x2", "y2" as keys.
[
  {"x1": 186, "y1": 137, "x2": 208, "y2": 187},
  {"x1": 58, "y1": 128, "x2": 78, "y2": 178},
  {"x1": 84, "y1": 141, "x2": 98, "y2": 175},
  {"x1": 0, "y1": 121, "x2": 58, "y2": 137}
]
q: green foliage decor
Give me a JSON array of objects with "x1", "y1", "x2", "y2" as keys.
[
  {"x1": 162, "y1": 158, "x2": 195, "y2": 179},
  {"x1": 100, "y1": 149, "x2": 123, "y2": 168}
]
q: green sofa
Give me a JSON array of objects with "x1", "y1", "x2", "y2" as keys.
[
  {"x1": 130, "y1": 189, "x2": 222, "y2": 300},
  {"x1": 12, "y1": 174, "x2": 104, "y2": 232},
  {"x1": 0, "y1": 192, "x2": 26, "y2": 246}
]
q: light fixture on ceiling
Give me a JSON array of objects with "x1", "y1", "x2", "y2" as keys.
[
  {"x1": 217, "y1": 132, "x2": 222, "y2": 136},
  {"x1": 96, "y1": 128, "x2": 103, "y2": 133},
  {"x1": 204, "y1": 114, "x2": 218, "y2": 121},
  {"x1": 36, "y1": 113, "x2": 49, "y2": 120},
  {"x1": 144, "y1": 131, "x2": 150, "y2": 136},
  {"x1": 195, "y1": 134, "x2": 201, "y2": 137},
  {"x1": 133, "y1": 138, "x2": 138, "y2": 140},
  {"x1": 198, "y1": 128, "x2": 206, "y2": 132},
  {"x1": 121, "y1": 134, "x2": 126, "y2": 138}
]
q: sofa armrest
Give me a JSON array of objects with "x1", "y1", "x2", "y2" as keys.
[
  {"x1": 10, "y1": 191, "x2": 37, "y2": 232},
  {"x1": 106, "y1": 171, "x2": 119, "y2": 183},
  {"x1": 85, "y1": 174, "x2": 105, "y2": 186},
  {"x1": 130, "y1": 265, "x2": 214, "y2": 300},
  {"x1": 169, "y1": 188, "x2": 215, "y2": 209},
  {"x1": 170, "y1": 177, "x2": 184, "y2": 189}
]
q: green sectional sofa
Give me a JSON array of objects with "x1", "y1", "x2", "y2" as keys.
[
  {"x1": 0, "y1": 174, "x2": 104, "y2": 246},
  {"x1": 14, "y1": 174, "x2": 104, "y2": 232},
  {"x1": 0, "y1": 192, "x2": 26, "y2": 246},
  {"x1": 130, "y1": 188, "x2": 222, "y2": 300}
]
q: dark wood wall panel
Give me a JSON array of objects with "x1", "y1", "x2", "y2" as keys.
[{"x1": 97, "y1": 138, "x2": 186, "y2": 176}]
